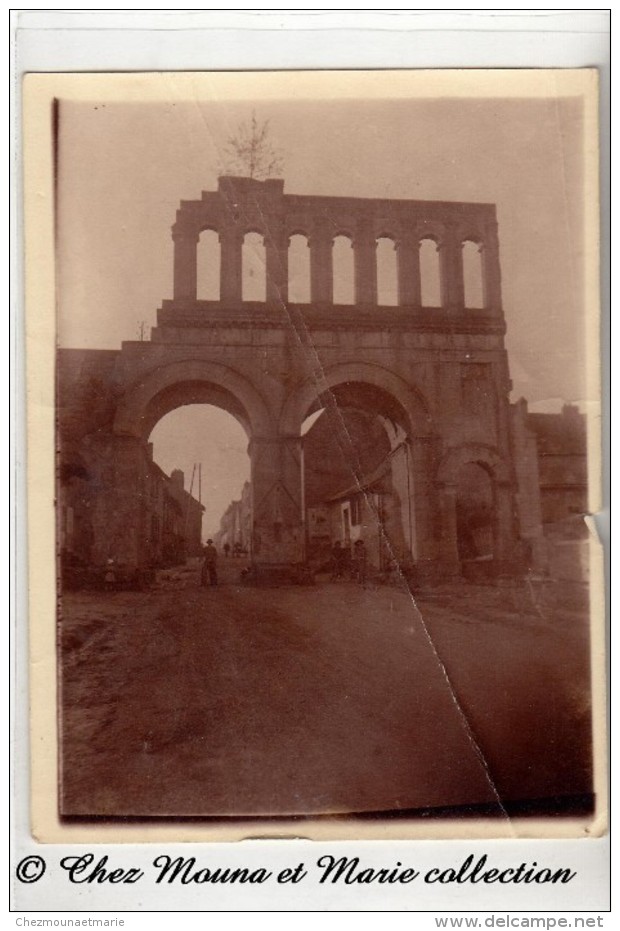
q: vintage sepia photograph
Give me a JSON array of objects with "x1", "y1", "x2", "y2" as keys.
[{"x1": 38, "y1": 71, "x2": 601, "y2": 833}]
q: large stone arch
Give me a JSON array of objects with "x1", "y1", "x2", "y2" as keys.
[
  {"x1": 280, "y1": 361, "x2": 434, "y2": 438},
  {"x1": 113, "y1": 358, "x2": 273, "y2": 440},
  {"x1": 281, "y1": 361, "x2": 436, "y2": 566}
]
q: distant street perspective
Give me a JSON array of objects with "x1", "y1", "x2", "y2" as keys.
[{"x1": 60, "y1": 560, "x2": 592, "y2": 819}]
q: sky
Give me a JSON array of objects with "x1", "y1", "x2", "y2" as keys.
[{"x1": 56, "y1": 82, "x2": 590, "y2": 536}]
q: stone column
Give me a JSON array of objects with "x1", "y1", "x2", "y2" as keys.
[
  {"x1": 437, "y1": 483, "x2": 461, "y2": 574},
  {"x1": 219, "y1": 226, "x2": 243, "y2": 304},
  {"x1": 493, "y1": 481, "x2": 517, "y2": 568},
  {"x1": 439, "y1": 229, "x2": 465, "y2": 312},
  {"x1": 408, "y1": 437, "x2": 438, "y2": 561},
  {"x1": 397, "y1": 234, "x2": 421, "y2": 307},
  {"x1": 249, "y1": 434, "x2": 305, "y2": 564},
  {"x1": 310, "y1": 224, "x2": 333, "y2": 304},
  {"x1": 89, "y1": 435, "x2": 148, "y2": 571},
  {"x1": 172, "y1": 228, "x2": 199, "y2": 301},
  {"x1": 482, "y1": 220, "x2": 503, "y2": 312},
  {"x1": 354, "y1": 225, "x2": 378, "y2": 306},
  {"x1": 265, "y1": 221, "x2": 288, "y2": 305}
]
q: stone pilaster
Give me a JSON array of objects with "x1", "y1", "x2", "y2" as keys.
[
  {"x1": 249, "y1": 435, "x2": 305, "y2": 564},
  {"x1": 437, "y1": 483, "x2": 461, "y2": 574},
  {"x1": 397, "y1": 234, "x2": 421, "y2": 307},
  {"x1": 88, "y1": 435, "x2": 147, "y2": 570},
  {"x1": 265, "y1": 221, "x2": 288, "y2": 305},
  {"x1": 493, "y1": 481, "x2": 517, "y2": 566},
  {"x1": 354, "y1": 224, "x2": 377, "y2": 306},
  {"x1": 439, "y1": 230, "x2": 465, "y2": 312},
  {"x1": 172, "y1": 228, "x2": 199, "y2": 301},
  {"x1": 310, "y1": 223, "x2": 333, "y2": 304},
  {"x1": 219, "y1": 226, "x2": 243, "y2": 304},
  {"x1": 482, "y1": 220, "x2": 503, "y2": 312},
  {"x1": 408, "y1": 437, "x2": 438, "y2": 561}
]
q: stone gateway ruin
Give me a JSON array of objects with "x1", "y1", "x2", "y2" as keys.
[{"x1": 58, "y1": 176, "x2": 586, "y2": 583}]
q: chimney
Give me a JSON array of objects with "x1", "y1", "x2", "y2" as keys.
[{"x1": 170, "y1": 469, "x2": 185, "y2": 490}]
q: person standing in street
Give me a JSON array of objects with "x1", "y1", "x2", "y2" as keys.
[
  {"x1": 353, "y1": 538, "x2": 368, "y2": 587},
  {"x1": 330, "y1": 540, "x2": 345, "y2": 581},
  {"x1": 201, "y1": 539, "x2": 218, "y2": 587}
]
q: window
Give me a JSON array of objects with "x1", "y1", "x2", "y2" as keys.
[
  {"x1": 419, "y1": 238, "x2": 441, "y2": 307},
  {"x1": 242, "y1": 232, "x2": 266, "y2": 301},
  {"x1": 376, "y1": 237, "x2": 398, "y2": 306},
  {"x1": 350, "y1": 495, "x2": 362, "y2": 526},
  {"x1": 196, "y1": 229, "x2": 220, "y2": 300},
  {"x1": 462, "y1": 240, "x2": 484, "y2": 309}
]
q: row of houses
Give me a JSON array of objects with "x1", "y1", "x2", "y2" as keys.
[
  {"x1": 59, "y1": 442, "x2": 203, "y2": 586},
  {"x1": 213, "y1": 481, "x2": 252, "y2": 554}
]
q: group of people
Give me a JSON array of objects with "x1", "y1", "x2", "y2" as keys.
[
  {"x1": 330, "y1": 539, "x2": 368, "y2": 585},
  {"x1": 222, "y1": 541, "x2": 247, "y2": 559},
  {"x1": 201, "y1": 538, "x2": 369, "y2": 588}
]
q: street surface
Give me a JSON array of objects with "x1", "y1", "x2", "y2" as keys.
[{"x1": 60, "y1": 561, "x2": 593, "y2": 819}]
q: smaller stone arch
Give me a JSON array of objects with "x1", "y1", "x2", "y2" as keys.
[
  {"x1": 437, "y1": 443, "x2": 515, "y2": 574},
  {"x1": 414, "y1": 220, "x2": 445, "y2": 246},
  {"x1": 241, "y1": 225, "x2": 266, "y2": 239},
  {"x1": 458, "y1": 229, "x2": 484, "y2": 247},
  {"x1": 374, "y1": 228, "x2": 399, "y2": 243},
  {"x1": 437, "y1": 443, "x2": 511, "y2": 486},
  {"x1": 287, "y1": 225, "x2": 312, "y2": 241},
  {"x1": 198, "y1": 221, "x2": 221, "y2": 236}
]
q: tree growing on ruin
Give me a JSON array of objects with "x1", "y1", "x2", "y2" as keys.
[{"x1": 221, "y1": 112, "x2": 284, "y2": 180}]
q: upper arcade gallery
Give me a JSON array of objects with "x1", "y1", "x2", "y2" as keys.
[{"x1": 169, "y1": 176, "x2": 501, "y2": 315}]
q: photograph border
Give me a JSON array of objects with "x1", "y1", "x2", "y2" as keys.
[
  {"x1": 26, "y1": 66, "x2": 605, "y2": 844},
  {"x1": 12, "y1": 9, "x2": 611, "y2": 914}
]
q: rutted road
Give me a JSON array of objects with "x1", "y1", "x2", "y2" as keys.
[{"x1": 60, "y1": 567, "x2": 593, "y2": 819}]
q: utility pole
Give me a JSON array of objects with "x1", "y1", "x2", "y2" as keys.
[
  {"x1": 185, "y1": 463, "x2": 196, "y2": 552},
  {"x1": 198, "y1": 464, "x2": 203, "y2": 544}
]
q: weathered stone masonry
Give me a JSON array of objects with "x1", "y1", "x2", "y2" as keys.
[{"x1": 58, "y1": 175, "x2": 544, "y2": 576}]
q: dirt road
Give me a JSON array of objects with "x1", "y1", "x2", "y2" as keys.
[{"x1": 60, "y1": 567, "x2": 593, "y2": 818}]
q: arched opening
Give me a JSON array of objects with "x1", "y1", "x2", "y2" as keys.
[
  {"x1": 419, "y1": 238, "x2": 441, "y2": 308},
  {"x1": 376, "y1": 237, "x2": 398, "y2": 306},
  {"x1": 196, "y1": 229, "x2": 220, "y2": 300},
  {"x1": 332, "y1": 235, "x2": 354, "y2": 305},
  {"x1": 242, "y1": 231, "x2": 266, "y2": 302},
  {"x1": 148, "y1": 404, "x2": 251, "y2": 568},
  {"x1": 111, "y1": 363, "x2": 281, "y2": 571},
  {"x1": 288, "y1": 234, "x2": 311, "y2": 303},
  {"x1": 462, "y1": 240, "x2": 485, "y2": 309},
  {"x1": 455, "y1": 462, "x2": 495, "y2": 578},
  {"x1": 300, "y1": 381, "x2": 417, "y2": 575}
]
